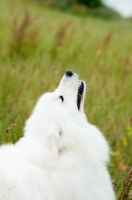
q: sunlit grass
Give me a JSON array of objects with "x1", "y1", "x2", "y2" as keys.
[{"x1": 0, "y1": 0, "x2": 132, "y2": 197}]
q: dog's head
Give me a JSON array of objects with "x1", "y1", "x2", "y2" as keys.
[
  {"x1": 24, "y1": 71, "x2": 87, "y2": 156},
  {"x1": 56, "y1": 71, "x2": 86, "y2": 113}
]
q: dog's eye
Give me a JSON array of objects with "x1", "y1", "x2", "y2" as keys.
[{"x1": 59, "y1": 96, "x2": 64, "y2": 102}]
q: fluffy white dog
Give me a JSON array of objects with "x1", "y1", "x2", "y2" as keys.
[{"x1": 0, "y1": 71, "x2": 116, "y2": 200}]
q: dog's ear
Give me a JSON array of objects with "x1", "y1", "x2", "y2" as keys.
[{"x1": 46, "y1": 124, "x2": 62, "y2": 156}]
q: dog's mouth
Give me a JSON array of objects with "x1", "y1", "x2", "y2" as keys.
[{"x1": 77, "y1": 81, "x2": 84, "y2": 110}]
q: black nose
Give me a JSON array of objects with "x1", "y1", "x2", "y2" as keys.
[{"x1": 65, "y1": 71, "x2": 73, "y2": 77}]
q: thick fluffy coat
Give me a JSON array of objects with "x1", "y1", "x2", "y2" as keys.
[{"x1": 0, "y1": 71, "x2": 116, "y2": 200}]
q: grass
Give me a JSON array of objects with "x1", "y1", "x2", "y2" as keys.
[{"x1": 0, "y1": 0, "x2": 132, "y2": 198}]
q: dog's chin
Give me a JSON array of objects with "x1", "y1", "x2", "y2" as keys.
[{"x1": 77, "y1": 80, "x2": 85, "y2": 111}]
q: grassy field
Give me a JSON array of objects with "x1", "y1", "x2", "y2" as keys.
[{"x1": 0, "y1": 0, "x2": 132, "y2": 198}]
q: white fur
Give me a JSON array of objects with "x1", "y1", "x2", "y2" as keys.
[{"x1": 0, "y1": 72, "x2": 116, "y2": 200}]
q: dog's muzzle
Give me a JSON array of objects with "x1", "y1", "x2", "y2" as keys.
[{"x1": 65, "y1": 71, "x2": 85, "y2": 111}]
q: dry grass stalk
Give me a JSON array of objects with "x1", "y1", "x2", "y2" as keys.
[
  {"x1": 10, "y1": 10, "x2": 39, "y2": 57},
  {"x1": 118, "y1": 167, "x2": 132, "y2": 200},
  {"x1": 51, "y1": 21, "x2": 71, "y2": 58},
  {"x1": 13, "y1": 11, "x2": 31, "y2": 43},
  {"x1": 122, "y1": 55, "x2": 131, "y2": 80},
  {"x1": 97, "y1": 31, "x2": 114, "y2": 54},
  {"x1": 6, "y1": 124, "x2": 16, "y2": 133},
  {"x1": 55, "y1": 21, "x2": 71, "y2": 48}
]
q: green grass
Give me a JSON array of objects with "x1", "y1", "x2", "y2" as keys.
[{"x1": 0, "y1": 0, "x2": 132, "y2": 198}]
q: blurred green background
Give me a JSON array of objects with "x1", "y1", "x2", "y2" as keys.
[{"x1": 0, "y1": 0, "x2": 132, "y2": 198}]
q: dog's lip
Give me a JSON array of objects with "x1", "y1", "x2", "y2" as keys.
[{"x1": 77, "y1": 81, "x2": 84, "y2": 110}]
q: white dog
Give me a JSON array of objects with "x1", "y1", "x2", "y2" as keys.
[{"x1": 0, "y1": 71, "x2": 116, "y2": 200}]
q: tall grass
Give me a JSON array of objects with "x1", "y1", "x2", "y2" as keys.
[
  {"x1": 0, "y1": 0, "x2": 132, "y2": 198},
  {"x1": 9, "y1": 10, "x2": 40, "y2": 58}
]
